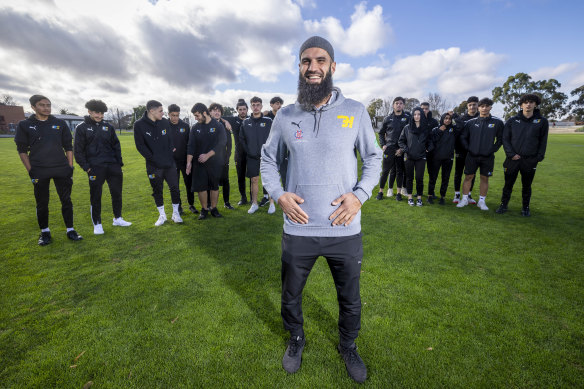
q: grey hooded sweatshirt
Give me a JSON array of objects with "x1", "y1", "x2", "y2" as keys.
[{"x1": 260, "y1": 87, "x2": 382, "y2": 237}]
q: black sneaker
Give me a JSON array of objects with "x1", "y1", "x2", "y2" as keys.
[
  {"x1": 439, "y1": 197, "x2": 445, "y2": 205},
  {"x1": 282, "y1": 336, "x2": 305, "y2": 374},
  {"x1": 67, "y1": 230, "x2": 83, "y2": 241},
  {"x1": 237, "y1": 197, "x2": 248, "y2": 206},
  {"x1": 495, "y1": 204, "x2": 508, "y2": 214},
  {"x1": 224, "y1": 202, "x2": 235, "y2": 210},
  {"x1": 189, "y1": 205, "x2": 199, "y2": 214},
  {"x1": 375, "y1": 192, "x2": 383, "y2": 200},
  {"x1": 198, "y1": 209, "x2": 209, "y2": 220},
  {"x1": 38, "y1": 231, "x2": 52, "y2": 246},
  {"x1": 210, "y1": 207, "x2": 223, "y2": 218},
  {"x1": 521, "y1": 206, "x2": 531, "y2": 217},
  {"x1": 259, "y1": 196, "x2": 269, "y2": 207},
  {"x1": 338, "y1": 344, "x2": 367, "y2": 383},
  {"x1": 396, "y1": 193, "x2": 402, "y2": 201},
  {"x1": 427, "y1": 196, "x2": 434, "y2": 204}
]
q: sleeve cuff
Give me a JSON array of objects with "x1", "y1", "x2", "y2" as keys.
[
  {"x1": 352, "y1": 187, "x2": 369, "y2": 205},
  {"x1": 272, "y1": 188, "x2": 286, "y2": 204}
]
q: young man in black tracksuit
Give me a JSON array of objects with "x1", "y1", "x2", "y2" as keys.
[
  {"x1": 134, "y1": 100, "x2": 182, "y2": 226},
  {"x1": 428, "y1": 112, "x2": 457, "y2": 205},
  {"x1": 265, "y1": 96, "x2": 288, "y2": 191},
  {"x1": 226, "y1": 99, "x2": 249, "y2": 206},
  {"x1": 74, "y1": 99, "x2": 131, "y2": 235},
  {"x1": 421, "y1": 102, "x2": 440, "y2": 203},
  {"x1": 452, "y1": 96, "x2": 479, "y2": 204},
  {"x1": 399, "y1": 107, "x2": 433, "y2": 207},
  {"x1": 240, "y1": 96, "x2": 275, "y2": 214},
  {"x1": 376, "y1": 96, "x2": 410, "y2": 201},
  {"x1": 209, "y1": 102, "x2": 234, "y2": 210},
  {"x1": 169, "y1": 104, "x2": 198, "y2": 215},
  {"x1": 457, "y1": 98, "x2": 504, "y2": 211},
  {"x1": 496, "y1": 94, "x2": 548, "y2": 216},
  {"x1": 186, "y1": 103, "x2": 227, "y2": 220},
  {"x1": 15, "y1": 94, "x2": 82, "y2": 245}
]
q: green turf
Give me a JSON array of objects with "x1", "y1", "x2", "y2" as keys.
[{"x1": 1, "y1": 134, "x2": 583, "y2": 387}]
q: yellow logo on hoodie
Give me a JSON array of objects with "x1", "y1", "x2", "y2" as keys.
[{"x1": 337, "y1": 115, "x2": 354, "y2": 128}]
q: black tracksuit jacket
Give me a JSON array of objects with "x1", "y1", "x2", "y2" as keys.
[
  {"x1": 134, "y1": 112, "x2": 175, "y2": 169},
  {"x1": 431, "y1": 113, "x2": 458, "y2": 161},
  {"x1": 399, "y1": 124, "x2": 433, "y2": 160},
  {"x1": 240, "y1": 115, "x2": 272, "y2": 159},
  {"x1": 454, "y1": 111, "x2": 479, "y2": 153},
  {"x1": 15, "y1": 114, "x2": 72, "y2": 170},
  {"x1": 187, "y1": 118, "x2": 227, "y2": 173},
  {"x1": 461, "y1": 115, "x2": 504, "y2": 157},
  {"x1": 170, "y1": 119, "x2": 190, "y2": 163},
  {"x1": 378, "y1": 111, "x2": 411, "y2": 148},
  {"x1": 503, "y1": 109, "x2": 548, "y2": 162},
  {"x1": 74, "y1": 116, "x2": 122, "y2": 171},
  {"x1": 226, "y1": 116, "x2": 247, "y2": 154}
]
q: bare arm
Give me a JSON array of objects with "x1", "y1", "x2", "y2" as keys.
[{"x1": 19, "y1": 153, "x2": 31, "y2": 172}]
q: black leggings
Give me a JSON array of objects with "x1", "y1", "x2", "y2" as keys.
[
  {"x1": 428, "y1": 158, "x2": 453, "y2": 198},
  {"x1": 404, "y1": 158, "x2": 426, "y2": 196}
]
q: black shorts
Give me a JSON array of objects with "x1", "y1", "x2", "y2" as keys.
[
  {"x1": 464, "y1": 154, "x2": 494, "y2": 177},
  {"x1": 191, "y1": 163, "x2": 219, "y2": 192},
  {"x1": 246, "y1": 157, "x2": 260, "y2": 178}
]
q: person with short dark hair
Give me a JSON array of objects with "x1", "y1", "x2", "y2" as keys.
[
  {"x1": 134, "y1": 100, "x2": 183, "y2": 226},
  {"x1": 261, "y1": 36, "x2": 382, "y2": 383},
  {"x1": 74, "y1": 99, "x2": 131, "y2": 234},
  {"x1": 398, "y1": 107, "x2": 433, "y2": 206},
  {"x1": 186, "y1": 103, "x2": 227, "y2": 220},
  {"x1": 457, "y1": 97, "x2": 504, "y2": 211},
  {"x1": 265, "y1": 96, "x2": 284, "y2": 119},
  {"x1": 225, "y1": 99, "x2": 250, "y2": 206},
  {"x1": 168, "y1": 104, "x2": 198, "y2": 215},
  {"x1": 209, "y1": 102, "x2": 234, "y2": 210},
  {"x1": 496, "y1": 94, "x2": 548, "y2": 216},
  {"x1": 376, "y1": 96, "x2": 410, "y2": 200},
  {"x1": 240, "y1": 96, "x2": 275, "y2": 214},
  {"x1": 15, "y1": 94, "x2": 82, "y2": 245},
  {"x1": 452, "y1": 96, "x2": 479, "y2": 204},
  {"x1": 427, "y1": 112, "x2": 457, "y2": 205}
]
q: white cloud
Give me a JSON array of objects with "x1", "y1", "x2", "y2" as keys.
[
  {"x1": 334, "y1": 63, "x2": 355, "y2": 81},
  {"x1": 304, "y1": 2, "x2": 392, "y2": 57},
  {"x1": 530, "y1": 63, "x2": 580, "y2": 81}
]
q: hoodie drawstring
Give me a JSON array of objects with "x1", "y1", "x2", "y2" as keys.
[{"x1": 312, "y1": 110, "x2": 323, "y2": 138}]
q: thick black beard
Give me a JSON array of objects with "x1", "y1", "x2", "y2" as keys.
[{"x1": 297, "y1": 69, "x2": 333, "y2": 111}]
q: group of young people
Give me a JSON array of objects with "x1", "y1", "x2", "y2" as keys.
[{"x1": 375, "y1": 95, "x2": 549, "y2": 214}]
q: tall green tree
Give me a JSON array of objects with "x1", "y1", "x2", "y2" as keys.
[
  {"x1": 223, "y1": 106, "x2": 236, "y2": 117},
  {"x1": 568, "y1": 85, "x2": 584, "y2": 121},
  {"x1": 404, "y1": 97, "x2": 420, "y2": 113},
  {"x1": 453, "y1": 100, "x2": 467, "y2": 115},
  {"x1": 492, "y1": 72, "x2": 568, "y2": 120},
  {"x1": 129, "y1": 105, "x2": 147, "y2": 128}
]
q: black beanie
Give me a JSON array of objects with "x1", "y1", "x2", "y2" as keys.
[{"x1": 299, "y1": 36, "x2": 334, "y2": 62}]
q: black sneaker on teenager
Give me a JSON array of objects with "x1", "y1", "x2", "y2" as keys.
[
  {"x1": 375, "y1": 192, "x2": 383, "y2": 200},
  {"x1": 338, "y1": 343, "x2": 367, "y2": 383},
  {"x1": 439, "y1": 197, "x2": 445, "y2": 205},
  {"x1": 210, "y1": 207, "x2": 223, "y2": 218},
  {"x1": 282, "y1": 336, "x2": 305, "y2": 374},
  {"x1": 427, "y1": 196, "x2": 434, "y2": 204},
  {"x1": 189, "y1": 205, "x2": 199, "y2": 214},
  {"x1": 224, "y1": 202, "x2": 235, "y2": 210},
  {"x1": 237, "y1": 197, "x2": 248, "y2": 206},
  {"x1": 38, "y1": 231, "x2": 52, "y2": 246},
  {"x1": 521, "y1": 206, "x2": 531, "y2": 217},
  {"x1": 198, "y1": 209, "x2": 209, "y2": 220},
  {"x1": 495, "y1": 203, "x2": 508, "y2": 214},
  {"x1": 259, "y1": 196, "x2": 269, "y2": 207},
  {"x1": 66, "y1": 230, "x2": 83, "y2": 241},
  {"x1": 395, "y1": 193, "x2": 402, "y2": 201}
]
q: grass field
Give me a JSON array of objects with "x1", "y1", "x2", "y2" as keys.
[{"x1": 1, "y1": 134, "x2": 583, "y2": 388}]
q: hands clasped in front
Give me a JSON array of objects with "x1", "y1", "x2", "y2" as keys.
[{"x1": 278, "y1": 192, "x2": 362, "y2": 226}]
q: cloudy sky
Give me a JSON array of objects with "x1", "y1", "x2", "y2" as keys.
[{"x1": 1, "y1": 0, "x2": 583, "y2": 117}]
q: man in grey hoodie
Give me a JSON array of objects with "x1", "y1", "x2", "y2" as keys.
[{"x1": 261, "y1": 36, "x2": 382, "y2": 383}]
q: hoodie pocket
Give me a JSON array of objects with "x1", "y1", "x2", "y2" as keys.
[{"x1": 295, "y1": 184, "x2": 343, "y2": 228}]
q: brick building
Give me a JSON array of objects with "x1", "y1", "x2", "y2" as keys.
[{"x1": 0, "y1": 105, "x2": 25, "y2": 133}]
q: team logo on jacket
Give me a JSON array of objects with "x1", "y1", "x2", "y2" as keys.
[
  {"x1": 260, "y1": 122, "x2": 266, "y2": 127},
  {"x1": 337, "y1": 115, "x2": 354, "y2": 128},
  {"x1": 148, "y1": 174, "x2": 156, "y2": 179},
  {"x1": 210, "y1": 127, "x2": 216, "y2": 133},
  {"x1": 180, "y1": 128, "x2": 185, "y2": 133},
  {"x1": 52, "y1": 125, "x2": 60, "y2": 130},
  {"x1": 294, "y1": 129, "x2": 303, "y2": 139},
  {"x1": 31, "y1": 178, "x2": 39, "y2": 184},
  {"x1": 401, "y1": 118, "x2": 407, "y2": 121},
  {"x1": 162, "y1": 129, "x2": 167, "y2": 135},
  {"x1": 534, "y1": 119, "x2": 541, "y2": 123},
  {"x1": 89, "y1": 175, "x2": 96, "y2": 181},
  {"x1": 449, "y1": 128, "x2": 453, "y2": 133},
  {"x1": 488, "y1": 124, "x2": 495, "y2": 128},
  {"x1": 102, "y1": 126, "x2": 108, "y2": 131}
]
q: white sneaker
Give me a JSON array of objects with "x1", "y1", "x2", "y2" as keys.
[
  {"x1": 155, "y1": 214, "x2": 167, "y2": 226},
  {"x1": 248, "y1": 203, "x2": 259, "y2": 214},
  {"x1": 457, "y1": 197, "x2": 469, "y2": 208},
  {"x1": 93, "y1": 224, "x2": 104, "y2": 235},
  {"x1": 401, "y1": 188, "x2": 408, "y2": 196},
  {"x1": 112, "y1": 217, "x2": 132, "y2": 226},
  {"x1": 386, "y1": 188, "x2": 393, "y2": 197},
  {"x1": 477, "y1": 199, "x2": 489, "y2": 211},
  {"x1": 171, "y1": 212, "x2": 183, "y2": 223},
  {"x1": 268, "y1": 202, "x2": 276, "y2": 214}
]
